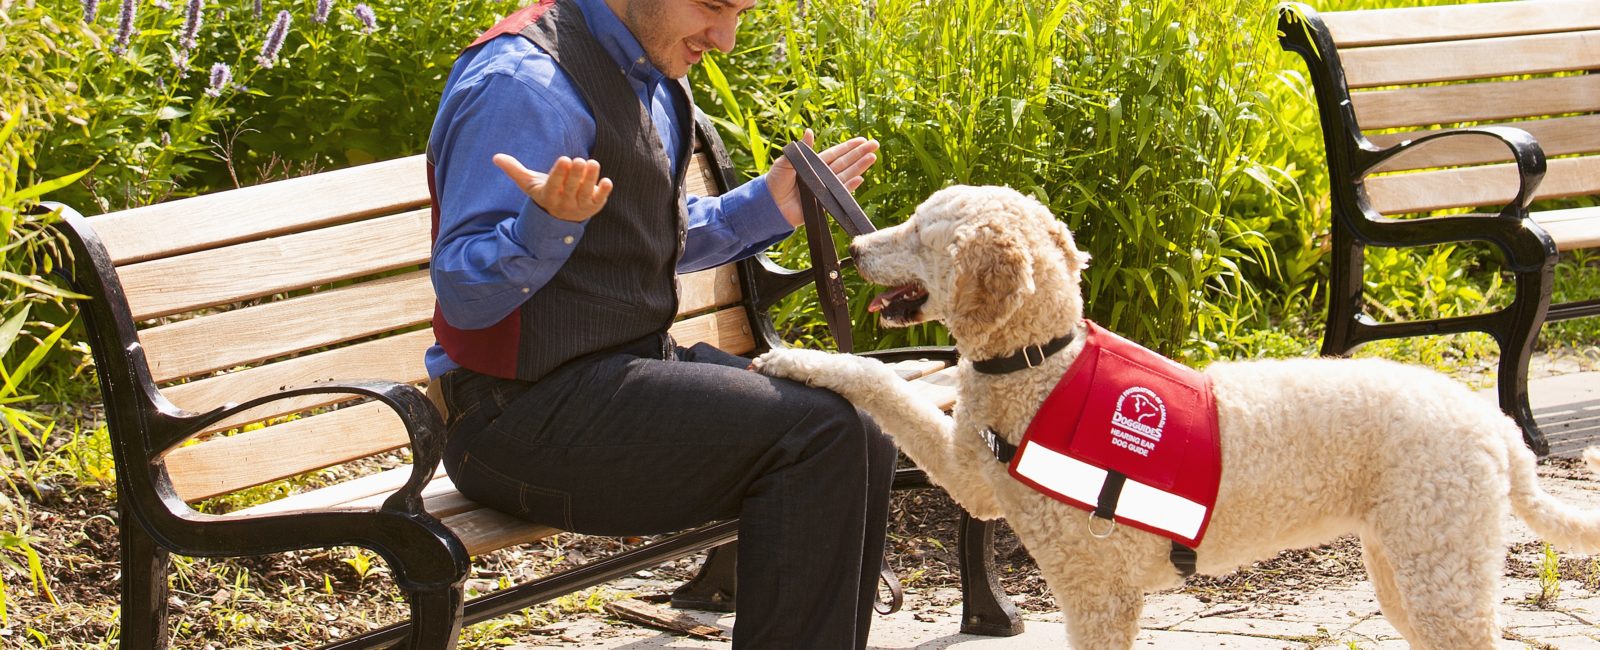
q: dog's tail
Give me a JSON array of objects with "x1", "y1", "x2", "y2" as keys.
[{"x1": 1507, "y1": 433, "x2": 1600, "y2": 554}]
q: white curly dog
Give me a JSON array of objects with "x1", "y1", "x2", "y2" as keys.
[{"x1": 753, "y1": 185, "x2": 1600, "y2": 649}]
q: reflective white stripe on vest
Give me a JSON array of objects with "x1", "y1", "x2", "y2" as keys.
[{"x1": 1014, "y1": 441, "x2": 1207, "y2": 539}]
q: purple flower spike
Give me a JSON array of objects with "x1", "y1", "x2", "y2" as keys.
[
  {"x1": 253, "y1": 0, "x2": 262, "y2": 19},
  {"x1": 256, "y1": 10, "x2": 291, "y2": 68},
  {"x1": 313, "y1": 0, "x2": 333, "y2": 24},
  {"x1": 354, "y1": 3, "x2": 376, "y2": 34},
  {"x1": 82, "y1": 0, "x2": 99, "y2": 22},
  {"x1": 206, "y1": 62, "x2": 232, "y2": 97},
  {"x1": 111, "y1": 0, "x2": 136, "y2": 55},
  {"x1": 180, "y1": 0, "x2": 204, "y2": 49}
]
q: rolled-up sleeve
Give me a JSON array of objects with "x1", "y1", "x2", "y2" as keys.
[{"x1": 677, "y1": 174, "x2": 794, "y2": 273}]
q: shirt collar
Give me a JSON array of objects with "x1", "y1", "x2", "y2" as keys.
[{"x1": 574, "y1": 0, "x2": 666, "y2": 86}]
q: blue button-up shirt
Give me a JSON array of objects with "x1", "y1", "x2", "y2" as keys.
[{"x1": 425, "y1": 0, "x2": 792, "y2": 379}]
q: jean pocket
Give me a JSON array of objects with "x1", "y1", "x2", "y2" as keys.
[{"x1": 458, "y1": 452, "x2": 574, "y2": 531}]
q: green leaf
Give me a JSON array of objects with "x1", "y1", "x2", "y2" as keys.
[
  {"x1": 6, "y1": 168, "x2": 90, "y2": 204},
  {"x1": 0, "y1": 272, "x2": 88, "y2": 300},
  {"x1": 0, "y1": 305, "x2": 30, "y2": 359}
]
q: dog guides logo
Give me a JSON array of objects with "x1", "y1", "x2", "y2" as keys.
[{"x1": 1110, "y1": 386, "x2": 1165, "y2": 457}]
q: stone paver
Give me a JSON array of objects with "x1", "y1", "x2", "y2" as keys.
[{"x1": 498, "y1": 369, "x2": 1600, "y2": 648}]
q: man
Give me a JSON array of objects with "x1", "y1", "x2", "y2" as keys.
[{"x1": 425, "y1": 0, "x2": 893, "y2": 647}]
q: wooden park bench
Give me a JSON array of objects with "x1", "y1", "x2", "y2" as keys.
[
  {"x1": 1278, "y1": 0, "x2": 1600, "y2": 456},
  {"x1": 50, "y1": 114, "x2": 1023, "y2": 648}
]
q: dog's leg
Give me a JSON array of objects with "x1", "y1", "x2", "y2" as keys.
[
  {"x1": 754, "y1": 348, "x2": 1003, "y2": 517},
  {"x1": 1365, "y1": 522, "x2": 1502, "y2": 649},
  {"x1": 1052, "y1": 570, "x2": 1143, "y2": 650},
  {"x1": 1359, "y1": 537, "x2": 1418, "y2": 643}
]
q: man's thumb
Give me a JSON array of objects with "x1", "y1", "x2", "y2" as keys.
[{"x1": 493, "y1": 153, "x2": 544, "y2": 191}]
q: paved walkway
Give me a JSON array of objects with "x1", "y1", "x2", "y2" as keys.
[{"x1": 502, "y1": 369, "x2": 1600, "y2": 649}]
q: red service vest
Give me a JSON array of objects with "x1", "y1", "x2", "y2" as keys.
[{"x1": 1007, "y1": 321, "x2": 1222, "y2": 547}]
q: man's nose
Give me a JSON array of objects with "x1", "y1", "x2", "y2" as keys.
[{"x1": 708, "y1": 16, "x2": 737, "y2": 52}]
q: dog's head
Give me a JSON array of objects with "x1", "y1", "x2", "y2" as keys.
[{"x1": 851, "y1": 185, "x2": 1090, "y2": 355}]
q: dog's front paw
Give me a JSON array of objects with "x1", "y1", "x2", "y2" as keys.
[{"x1": 751, "y1": 347, "x2": 842, "y2": 387}]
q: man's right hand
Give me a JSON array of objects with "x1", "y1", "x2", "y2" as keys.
[{"x1": 493, "y1": 153, "x2": 614, "y2": 223}]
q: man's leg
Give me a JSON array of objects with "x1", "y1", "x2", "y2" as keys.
[{"x1": 441, "y1": 345, "x2": 894, "y2": 649}]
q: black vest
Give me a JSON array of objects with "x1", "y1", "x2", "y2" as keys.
[{"x1": 431, "y1": 0, "x2": 692, "y2": 382}]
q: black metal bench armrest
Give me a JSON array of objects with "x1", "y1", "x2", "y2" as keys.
[
  {"x1": 1359, "y1": 125, "x2": 1548, "y2": 220},
  {"x1": 178, "y1": 379, "x2": 446, "y2": 517}
]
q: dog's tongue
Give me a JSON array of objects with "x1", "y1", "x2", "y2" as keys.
[{"x1": 869, "y1": 284, "x2": 920, "y2": 313}]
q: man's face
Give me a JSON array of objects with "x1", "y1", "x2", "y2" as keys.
[{"x1": 612, "y1": 0, "x2": 756, "y2": 79}]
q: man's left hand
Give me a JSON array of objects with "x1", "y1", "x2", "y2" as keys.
[{"x1": 768, "y1": 130, "x2": 880, "y2": 227}]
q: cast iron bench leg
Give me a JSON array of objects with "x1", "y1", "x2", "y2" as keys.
[
  {"x1": 404, "y1": 582, "x2": 465, "y2": 649},
  {"x1": 671, "y1": 541, "x2": 738, "y2": 612},
  {"x1": 120, "y1": 501, "x2": 172, "y2": 650},
  {"x1": 958, "y1": 513, "x2": 1023, "y2": 636},
  {"x1": 1501, "y1": 268, "x2": 1553, "y2": 457}
]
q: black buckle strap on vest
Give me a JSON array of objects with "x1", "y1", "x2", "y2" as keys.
[
  {"x1": 984, "y1": 428, "x2": 1199, "y2": 579},
  {"x1": 970, "y1": 331, "x2": 1077, "y2": 375},
  {"x1": 1171, "y1": 542, "x2": 1198, "y2": 579},
  {"x1": 782, "y1": 141, "x2": 878, "y2": 354},
  {"x1": 982, "y1": 427, "x2": 1018, "y2": 464}
]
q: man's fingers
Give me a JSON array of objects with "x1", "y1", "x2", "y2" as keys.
[{"x1": 591, "y1": 177, "x2": 615, "y2": 204}]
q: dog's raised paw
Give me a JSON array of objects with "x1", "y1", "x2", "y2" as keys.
[{"x1": 751, "y1": 348, "x2": 836, "y2": 386}]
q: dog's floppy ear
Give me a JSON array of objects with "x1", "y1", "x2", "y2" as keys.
[{"x1": 950, "y1": 220, "x2": 1035, "y2": 336}]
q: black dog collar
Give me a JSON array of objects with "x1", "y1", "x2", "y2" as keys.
[{"x1": 970, "y1": 330, "x2": 1077, "y2": 375}]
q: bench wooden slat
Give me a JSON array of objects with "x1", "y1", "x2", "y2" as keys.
[
  {"x1": 141, "y1": 271, "x2": 433, "y2": 384},
  {"x1": 668, "y1": 307, "x2": 755, "y2": 356},
  {"x1": 232, "y1": 464, "x2": 445, "y2": 516},
  {"x1": 1365, "y1": 155, "x2": 1600, "y2": 215},
  {"x1": 1533, "y1": 206, "x2": 1600, "y2": 252},
  {"x1": 92, "y1": 156, "x2": 430, "y2": 265},
  {"x1": 684, "y1": 152, "x2": 719, "y2": 198},
  {"x1": 906, "y1": 365, "x2": 960, "y2": 412},
  {"x1": 1320, "y1": 0, "x2": 1600, "y2": 48},
  {"x1": 885, "y1": 358, "x2": 950, "y2": 381},
  {"x1": 1367, "y1": 115, "x2": 1600, "y2": 173},
  {"x1": 444, "y1": 509, "x2": 562, "y2": 557},
  {"x1": 677, "y1": 265, "x2": 741, "y2": 317},
  {"x1": 165, "y1": 401, "x2": 412, "y2": 502},
  {"x1": 142, "y1": 264, "x2": 742, "y2": 385},
  {"x1": 1339, "y1": 30, "x2": 1600, "y2": 90},
  {"x1": 1352, "y1": 75, "x2": 1600, "y2": 131},
  {"x1": 161, "y1": 328, "x2": 433, "y2": 426},
  {"x1": 120, "y1": 209, "x2": 432, "y2": 321}
]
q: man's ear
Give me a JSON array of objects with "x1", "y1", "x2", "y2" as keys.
[{"x1": 949, "y1": 221, "x2": 1035, "y2": 337}]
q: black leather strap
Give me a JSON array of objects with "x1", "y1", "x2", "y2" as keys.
[
  {"x1": 1171, "y1": 542, "x2": 1198, "y2": 578},
  {"x1": 983, "y1": 427, "x2": 1019, "y2": 464},
  {"x1": 874, "y1": 559, "x2": 904, "y2": 615},
  {"x1": 970, "y1": 331, "x2": 1076, "y2": 375},
  {"x1": 782, "y1": 141, "x2": 878, "y2": 354}
]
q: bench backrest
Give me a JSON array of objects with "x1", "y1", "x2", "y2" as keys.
[
  {"x1": 1285, "y1": 0, "x2": 1600, "y2": 215},
  {"x1": 61, "y1": 120, "x2": 780, "y2": 508}
]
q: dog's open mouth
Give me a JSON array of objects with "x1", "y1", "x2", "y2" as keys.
[{"x1": 868, "y1": 283, "x2": 929, "y2": 325}]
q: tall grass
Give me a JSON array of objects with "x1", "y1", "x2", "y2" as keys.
[{"x1": 696, "y1": 0, "x2": 1316, "y2": 359}]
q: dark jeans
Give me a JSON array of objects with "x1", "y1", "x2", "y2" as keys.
[{"x1": 439, "y1": 335, "x2": 896, "y2": 649}]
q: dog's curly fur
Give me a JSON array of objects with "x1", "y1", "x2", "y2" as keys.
[{"x1": 754, "y1": 185, "x2": 1600, "y2": 649}]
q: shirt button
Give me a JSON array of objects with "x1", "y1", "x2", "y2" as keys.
[{"x1": 562, "y1": 235, "x2": 575, "y2": 245}]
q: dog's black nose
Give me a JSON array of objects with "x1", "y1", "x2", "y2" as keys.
[{"x1": 847, "y1": 242, "x2": 861, "y2": 259}]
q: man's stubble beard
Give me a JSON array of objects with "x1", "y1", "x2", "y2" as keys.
[{"x1": 623, "y1": 1, "x2": 690, "y2": 79}]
